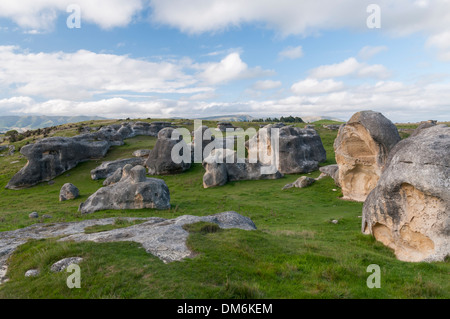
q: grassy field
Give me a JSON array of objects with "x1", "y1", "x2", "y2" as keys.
[{"x1": 0, "y1": 120, "x2": 448, "y2": 299}]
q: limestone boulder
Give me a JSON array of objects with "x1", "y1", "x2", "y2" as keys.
[
  {"x1": 6, "y1": 136, "x2": 111, "y2": 190},
  {"x1": 319, "y1": 164, "x2": 340, "y2": 186},
  {"x1": 79, "y1": 165, "x2": 170, "y2": 214},
  {"x1": 282, "y1": 176, "x2": 316, "y2": 190},
  {"x1": 246, "y1": 124, "x2": 326, "y2": 174},
  {"x1": 146, "y1": 127, "x2": 191, "y2": 175},
  {"x1": 59, "y1": 183, "x2": 79, "y2": 201},
  {"x1": 334, "y1": 111, "x2": 401, "y2": 202},
  {"x1": 90, "y1": 157, "x2": 145, "y2": 180},
  {"x1": 202, "y1": 148, "x2": 283, "y2": 188},
  {"x1": 362, "y1": 125, "x2": 449, "y2": 262}
]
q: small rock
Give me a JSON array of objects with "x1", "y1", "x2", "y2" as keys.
[
  {"x1": 50, "y1": 257, "x2": 83, "y2": 272},
  {"x1": 10, "y1": 161, "x2": 19, "y2": 164},
  {"x1": 48, "y1": 180, "x2": 55, "y2": 185},
  {"x1": 132, "y1": 149, "x2": 151, "y2": 157},
  {"x1": 42, "y1": 215, "x2": 52, "y2": 219},
  {"x1": 332, "y1": 189, "x2": 337, "y2": 192},
  {"x1": 29, "y1": 212, "x2": 39, "y2": 219},
  {"x1": 25, "y1": 269, "x2": 40, "y2": 277},
  {"x1": 59, "y1": 183, "x2": 79, "y2": 201},
  {"x1": 282, "y1": 176, "x2": 316, "y2": 190},
  {"x1": 331, "y1": 220, "x2": 339, "y2": 224}
]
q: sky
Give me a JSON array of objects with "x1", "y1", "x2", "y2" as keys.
[{"x1": 0, "y1": 0, "x2": 449, "y2": 123}]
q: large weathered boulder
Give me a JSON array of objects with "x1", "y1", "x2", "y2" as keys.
[
  {"x1": 59, "y1": 183, "x2": 79, "y2": 201},
  {"x1": 79, "y1": 165, "x2": 170, "y2": 214},
  {"x1": 6, "y1": 136, "x2": 111, "y2": 190},
  {"x1": 146, "y1": 127, "x2": 191, "y2": 175},
  {"x1": 362, "y1": 125, "x2": 449, "y2": 262},
  {"x1": 202, "y1": 148, "x2": 283, "y2": 188},
  {"x1": 246, "y1": 124, "x2": 326, "y2": 174},
  {"x1": 90, "y1": 157, "x2": 146, "y2": 180},
  {"x1": 334, "y1": 111, "x2": 401, "y2": 202}
]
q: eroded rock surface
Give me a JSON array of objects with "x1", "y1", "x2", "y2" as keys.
[
  {"x1": 90, "y1": 157, "x2": 146, "y2": 180},
  {"x1": 334, "y1": 111, "x2": 401, "y2": 202},
  {"x1": 319, "y1": 164, "x2": 340, "y2": 186},
  {"x1": 0, "y1": 212, "x2": 256, "y2": 283},
  {"x1": 6, "y1": 122, "x2": 171, "y2": 190},
  {"x1": 246, "y1": 124, "x2": 326, "y2": 174},
  {"x1": 59, "y1": 183, "x2": 79, "y2": 201},
  {"x1": 79, "y1": 165, "x2": 170, "y2": 214},
  {"x1": 202, "y1": 148, "x2": 283, "y2": 188},
  {"x1": 282, "y1": 176, "x2": 316, "y2": 190},
  {"x1": 362, "y1": 125, "x2": 449, "y2": 262},
  {"x1": 146, "y1": 127, "x2": 191, "y2": 175}
]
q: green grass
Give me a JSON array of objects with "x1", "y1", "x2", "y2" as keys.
[{"x1": 0, "y1": 120, "x2": 448, "y2": 299}]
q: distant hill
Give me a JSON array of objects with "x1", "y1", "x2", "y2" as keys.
[
  {"x1": 0, "y1": 116, "x2": 106, "y2": 133},
  {"x1": 197, "y1": 114, "x2": 344, "y2": 123},
  {"x1": 198, "y1": 114, "x2": 255, "y2": 122}
]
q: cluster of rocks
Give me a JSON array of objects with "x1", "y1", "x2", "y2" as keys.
[
  {"x1": 323, "y1": 124, "x2": 341, "y2": 130},
  {"x1": 327, "y1": 110, "x2": 448, "y2": 262},
  {"x1": 25, "y1": 257, "x2": 84, "y2": 278},
  {"x1": 202, "y1": 148, "x2": 283, "y2": 188},
  {"x1": 5, "y1": 122, "x2": 172, "y2": 190},
  {"x1": 0, "y1": 211, "x2": 256, "y2": 283}
]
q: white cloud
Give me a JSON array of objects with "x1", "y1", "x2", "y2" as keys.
[
  {"x1": 358, "y1": 46, "x2": 388, "y2": 60},
  {"x1": 291, "y1": 78, "x2": 344, "y2": 95},
  {"x1": 0, "y1": 46, "x2": 202, "y2": 100},
  {"x1": 3, "y1": 76, "x2": 450, "y2": 122},
  {"x1": 0, "y1": 0, "x2": 144, "y2": 31},
  {"x1": 252, "y1": 80, "x2": 282, "y2": 90},
  {"x1": 149, "y1": 0, "x2": 450, "y2": 60},
  {"x1": 0, "y1": 47, "x2": 272, "y2": 101},
  {"x1": 278, "y1": 46, "x2": 303, "y2": 60},
  {"x1": 198, "y1": 52, "x2": 273, "y2": 85},
  {"x1": 426, "y1": 31, "x2": 450, "y2": 61},
  {"x1": 309, "y1": 58, "x2": 391, "y2": 79}
]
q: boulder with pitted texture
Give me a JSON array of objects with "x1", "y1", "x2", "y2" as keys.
[
  {"x1": 146, "y1": 127, "x2": 191, "y2": 175},
  {"x1": 79, "y1": 165, "x2": 170, "y2": 214},
  {"x1": 362, "y1": 125, "x2": 449, "y2": 262},
  {"x1": 334, "y1": 111, "x2": 401, "y2": 202},
  {"x1": 246, "y1": 124, "x2": 326, "y2": 174}
]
